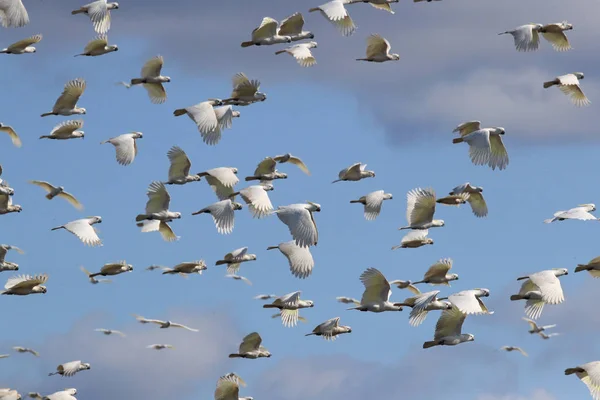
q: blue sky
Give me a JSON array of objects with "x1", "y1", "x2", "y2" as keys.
[{"x1": 1, "y1": 0, "x2": 599, "y2": 399}]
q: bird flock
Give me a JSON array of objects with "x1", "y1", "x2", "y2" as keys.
[{"x1": 0, "y1": 0, "x2": 597, "y2": 399}]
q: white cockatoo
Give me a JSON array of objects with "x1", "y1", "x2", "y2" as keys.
[
  {"x1": 263, "y1": 291, "x2": 314, "y2": 327},
  {"x1": 0, "y1": 388, "x2": 20, "y2": 400},
  {"x1": 173, "y1": 99, "x2": 226, "y2": 136},
  {"x1": 101, "y1": 132, "x2": 143, "y2": 166},
  {"x1": 565, "y1": 361, "x2": 600, "y2": 400},
  {"x1": 575, "y1": 256, "x2": 600, "y2": 277},
  {"x1": 0, "y1": 274, "x2": 48, "y2": 296},
  {"x1": 0, "y1": 0, "x2": 29, "y2": 28},
  {"x1": 539, "y1": 21, "x2": 573, "y2": 51},
  {"x1": 275, "y1": 41, "x2": 318, "y2": 67},
  {"x1": 423, "y1": 305, "x2": 474, "y2": 348},
  {"x1": 222, "y1": 72, "x2": 267, "y2": 106},
  {"x1": 522, "y1": 318, "x2": 556, "y2": 334},
  {"x1": 0, "y1": 192, "x2": 20, "y2": 215},
  {"x1": 164, "y1": 146, "x2": 201, "y2": 185},
  {"x1": 191, "y1": 199, "x2": 243, "y2": 234},
  {"x1": 448, "y1": 182, "x2": 487, "y2": 217},
  {"x1": 39, "y1": 120, "x2": 84, "y2": 140},
  {"x1": 399, "y1": 187, "x2": 444, "y2": 230},
  {"x1": 273, "y1": 153, "x2": 311, "y2": 175},
  {"x1": 350, "y1": 190, "x2": 393, "y2": 220},
  {"x1": 197, "y1": 167, "x2": 239, "y2": 200},
  {"x1": 147, "y1": 344, "x2": 174, "y2": 350},
  {"x1": 539, "y1": 332, "x2": 560, "y2": 340},
  {"x1": 398, "y1": 290, "x2": 453, "y2": 326},
  {"x1": 413, "y1": 258, "x2": 459, "y2": 286},
  {"x1": 392, "y1": 229, "x2": 434, "y2": 250},
  {"x1": 309, "y1": 0, "x2": 355, "y2": 36},
  {"x1": 75, "y1": 35, "x2": 118, "y2": 56},
  {"x1": 332, "y1": 162, "x2": 375, "y2": 183},
  {"x1": 356, "y1": 34, "x2": 399, "y2": 62},
  {"x1": 500, "y1": 346, "x2": 528, "y2": 357},
  {"x1": 0, "y1": 123, "x2": 21, "y2": 147},
  {"x1": 215, "y1": 247, "x2": 257, "y2": 274},
  {"x1": 214, "y1": 373, "x2": 252, "y2": 400},
  {"x1": 244, "y1": 157, "x2": 287, "y2": 182},
  {"x1": 543, "y1": 72, "x2": 590, "y2": 107},
  {"x1": 135, "y1": 181, "x2": 181, "y2": 242},
  {"x1": 0, "y1": 244, "x2": 23, "y2": 271},
  {"x1": 544, "y1": 204, "x2": 597, "y2": 223},
  {"x1": 347, "y1": 0, "x2": 398, "y2": 13},
  {"x1": 276, "y1": 12, "x2": 315, "y2": 42},
  {"x1": 272, "y1": 202, "x2": 321, "y2": 247},
  {"x1": 228, "y1": 332, "x2": 271, "y2": 359},
  {"x1": 41, "y1": 78, "x2": 87, "y2": 117},
  {"x1": 254, "y1": 294, "x2": 277, "y2": 300},
  {"x1": 82, "y1": 261, "x2": 133, "y2": 278},
  {"x1": 347, "y1": 267, "x2": 404, "y2": 313},
  {"x1": 12, "y1": 346, "x2": 39, "y2": 356},
  {"x1": 225, "y1": 274, "x2": 252, "y2": 285},
  {"x1": 132, "y1": 315, "x2": 199, "y2": 332},
  {"x1": 266, "y1": 241, "x2": 315, "y2": 279},
  {"x1": 442, "y1": 289, "x2": 493, "y2": 315},
  {"x1": 95, "y1": 328, "x2": 126, "y2": 337},
  {"x1": 498, "y1": 24, "x2": 543, "y2": 52},
  {"x1": 510, "y1": 268, "x2": 568, "y2": 319},
  {"x1": 240, "y1": 17, "x2": 293, "y2": 47},
  {"x1": 161, "y1": 261, "x2": 207, "y2": 277},
  {"x1": 230, "y1": 183, "x2": 274, "y2": 218},
  {"x1": 41, "y1": 389, "x2": 78, "y2": 400},
  {"x1": 1, "y1": 34, "x2": 41, "y2": 54},
  {"x1": 49, "y1": 360, "x2": 91, "y2": 377},
  {"x1": 122, "y1": 55, "x2": 170, "y2": 104},
  {"x1": 28, "y1": 181, "x2": 83, "y2": 210},
  {"x1": 51, "y1": 216, "x2": 102, "y2": 246},
  {"x1": 71, "y1": 0, "x2": 119, "y2": 34},
  {"x1": 452, "y1": 121, "x2": 509, "y2": 170},
  {"x1": 305, "y1": 317, "x2": 352, "y2": 340}
]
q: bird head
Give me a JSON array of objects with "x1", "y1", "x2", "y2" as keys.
[
  {"x1": 109, "y1": 2, "x2": 119, "y2": 9},
  {"x1": 425, "y1": 239, "x2": 434, "y2": 245},
  {"x1": 75, "y1": 131, "x2": 85, "y2": 139},
  {"x1": 79, "y1": 108, "x2": 87, "y2": 115},
  {"x1": 37, "y1": 286, "x2": 47, "y2": 294},
  {"x1": 367, "y1": 171, "x2": 376, "y2": 178},
  {"x1": 132, "y1": 131, "x2": 143, "y2": 139},
  {"x1": 93, "y1": 216, "x2": 103, "y2": 224},
  {"x1": 465, "y1": 334, "x2": 475, "y2": 342},
  {"x1": 344, "y1": 326, "x2": 352, "y2": 333},
  {"x1": 574, "y1": 72, "x2": 585, "y2": 80},
  {"x1": 433, "y1": 219, "x2": 445, "y2": 227},
  {"x1": 249, "y1": 254, "x2": 258, "y2": 261},
  {"x1": 32, "y1": 48, "x2": 37, "y2": 53},
  {"x1": 307, "y1": 201, "x2": 321, "y2": 212},
  {"x1": 256, "y1": 92, "x2": 267, "y2": 101},
  {"x1": 126, "y1": 265, "x2": 134, "y2": 271},
  {"x1": 384, "y1": 193, "x2": 393, "y2": 200},
  {"x1": 562, "y1": 21, "x2": 573, "y2": 30},
  {"x1": 309, "y1": 41, "x2": 318, "y2": 48},
  {"x1": 285, "y1": 36, "x2": 292, "y2": 43},
  {"x1": 232, "y1": 110, "x2": 241, "y2": 118},
  {"x1": 261, "y1": 183, "x2": 275, "y2": 191},
  {"x1": 112, "y1": 45, "x2": 119, "y2": 51},
  {"x1": 208, "y1": 98, "x2": 223, "y2": 106},
  {"x1": 231, "y1": 167, "x2": 239, "y2": 174},
  {"x1": 173, "y1": 212, "x2": 182, "y2": 219},
  {"x1": 306, "y1": 300, "x2": 315, "y2": 307},
  {"x1": 308, "y1": 33, "x2": 315, "y2": 39},
  {"x1": 477, "y1": 288, "x2": 491, "y2": 297},
  {"x1": 553, "y1": 268, "x2": 569, "y2": 277},
  {"x1": 82, "y1": 363, "x2": 91, "y2": 370},
  {"x1": 232, "y1": 202, "x2": 243, "y2": 210},
  {"x1": 391, "y1": 53, "x2": 400, "y2": 60},
  {"x1": 442, "y1": 301, "x2": 453, "y2": 309},
  {"x1": 58, "y1": 186, "x2": 65, "y2": 191},
  {"x1": 14, "y1": 205, "x2": 22, "y2": 212},
  {"x1": 66, "y1": 389, "x2": 77, "y2": 396},
  {"x1": 164, "y1": 76, "x2": 172, "y2": 82},
  {"x1": 494, "y1": 127, "x2": 506, "y2": 135}
]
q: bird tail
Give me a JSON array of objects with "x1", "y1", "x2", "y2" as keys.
[
  {"x1": 130, "y1": 78, "x2": 144, "y2": 85},
  {"x1": 574, "y1": 264, "x2": 589, "y2": 273},
  {"x1": 304, "y1": 333, "x2": 316, "y2": 337},
  {"x1": 423, "y1": 340, "x2": 438, "y2": 349},
  {"x1": 543, "y1": 217, "x2": 556, "y2": 224},
  {"x1": 391, "y1": 245, "x2": 402, "y2": 250},
  {"x1": 0, "y1": 290, "x2": 6, "y2": 295},
  {"x1": 266, "y1": 246, "x2": 278, "y2": 250},
  {"x1": 275, "y1": 50, "x2": 286, "y2": 55},
  {"x1": 74, "y1": 53, "x2": 84, "y2": 57},
  {"x1": 346, "y1": 306, "x2": 361, "y2": 310},
  {"x1": 45, "y1": 193, "x2": 54, "y2": 200},
  {"x1": 50, "y1": 226, "x2": 64, "y2": 231},
  {"x1": 452, "y1": 137, "x2": 464, "y2": 144},
  {"x1": 308, "y1": 7, "x2": 320, "y2": 12},
  {"x1": 39, "y1": 135, "x2": 51, "y2": 139},
  {"x1": 331, "y1": 179, "x2": 342, "y2": 183},
  {"x1": 262, "y1": 304, "x2": 278, "y2": 309},
  {"x1": 48, "y1": 371, "x2": 58, "y2": 376},
  {"x1": 228, "y1": 354, "x2": 242, "y2": 358},
  {"x1": 173, "y1": 108, "x2": 187, "y2": 117},
  {"x1": 497, "y1": 31, "x2": 509, "y2": 35},
  {"x1": 40, "y1": 112, "x2": 54, "y2": 117},
  {"x1": 71, "y1": 8, "x2": 85, "y2": 14},
  {"x1": 565, "y1": 367, "x2": 584, "y2": 375},
  {"x1": 349, "y1": 200, "x2": 361, "y2": 203},
  {"x1": 161, "y1": 268, "x2": 175, "y2": 275},
  {"x1": 543, "y1": 79, "x2": 558, "y2": 89},
  {"x1": 191, "y1": 208, "x2": 209, "y2": 216},
  {"x1": 241, "y1": 41, "x2": 255, "y2": 48},
  {"x1": 245, "y1": 176, "x2": 259, "y2": 181},
  {"x1": 356, "y1": 58, "x2": 368, "y2": 61},
  {"x1": 215, "y1": 260, "x2": 228, "y2": 266},
  {"x1": 412, "y1": 280, "x2": 425, "y2": 285},
  {"x1": 510, "y1": 294, "x2": 524, "y2": 301},
  {"x1": 0, "y1": 50, "x2": 7, "y2": 54},
  {"x1": 135, "y1": 214, "x2": 149, "y2": 222}
]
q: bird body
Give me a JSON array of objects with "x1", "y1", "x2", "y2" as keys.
[
  {"x1": 332, "y1": 162, "x2": 375, "y2": 183},
  {"x1": 221, "y1": 73, "x2": 266, "y2": 106},
  {"x1": 136, "y1": 181, "x2": 180, "y2": 242},
  {"x1": 101, "y1": 131, "x2": 143, "y2": 166},
  {"x1": 565, "y1": 361, "x2": 600, "y2": 400},
  {"x1": 71, "y1": 0, "x2": 119, "y2": 34},
  {"x1": 273, "y1": 153, "x2": 310, "y2": 175},
  {"x1": 0, "y1": 0, "x2": 29, "y2": 28},
  {"x1": 263, "y1": 291, "x2": 314, "y2": 327},
  {"x1": 350, "y1": 190, "x2": 392, "y2": 220},
  {"x1": 215, "y1": 247, "x2": 256, "y2": 274},
  {"x1": 273, "y1": 202, "x2": 320, "y2": 247},
  {"x1": 164, "y1": 146, "x2": 201, "y2": 185},
  {"x1": 275, "y1": 42, "x2": 318, "y2": 67},
  {"x1": 543, "y1": 72, "x2": 589, "y2": 107},
  {"x1": 423, "y1": 305, "x2": 474, "y2": 348},
  {"x1": 132, "y1": 315, "x2": 199, "y2": 331},
  {"x1": 40, "y1": 120, "x2": 84, "y2": 140},
  {"x1": 356, "y1": 34, "x2": 399, "y2": 62},
  {"x1": 85, "y1": 261, "x2": 133, "y2": 277},
  {"x1": 147, "y1": 344, "x2": 174, "y2": 350},
  {"x1": 197, "y1": 167, "x2": 239, "y2": 200},
  {"x1": 575, "y1": 256, "x2": 600, "y2": 278},
  {"x1": 399, "y1": 188, "x2": 444, "y2": 230},
  {"x1": 510, "y1": 268, "x2": 568, "y2": 319},
  {"x1": 498, "y1": 24, "x2": 542, "y2": 52},
  {"x1": 125, "y1": 56, "x2": 170, "y2": 104},
  {"x1": 500, "y1": 346, "x2": 528, "y2": 357},
  {"x1": 240, "y1": 17, "x2": 293, "y2": 47},
  {"x1": 1, "y1": 34, "x2": 41, "y2": 54},
  {"x1": 544, "y1": 204, "x2": 596, "y2": 223},
  {"x1": 539, "y1": 21, "x2": 573, "y2": 51},
  {"x1": 347, "y1": 267, "x2": 403, "y2": 313},
  {"x1": 51, "y1": 216, "x2": 102, "y2": 246},
  {"x1": 191, "y1": 199, "x2": 243, "y2": 234},
  {"x1": 448, "y1": 182, "x2": 487, "y2": 217},
  {"x1": 306, "y1": 317, "x2": 351, "y2": 340},
  {"x1": 231, "y1": 184, "x2": 274, "y2": 218},
  {"x1": 522, "y1": 318, "x2": 556, "y2": 334},
  {"x1": 309, "y1": 0, "x2": 356, "y2": 37},
  {"x1": 95, "y1": 328, "x2": 126, "y2": 337},
  {"x1": 75, "y1": 35, "x2": 118, "y2": 56},
  {"x1": 12, "y1": 346, "x2": 39, "y2": 356},
  {"x1": 48, "y1": 360, "x2": 90, "y2": 377},
  {"x1": 392, "y1": 229, "x2": 434, "y2": 249},
  {"x1": 229, "y1": 332, "x2": 271, "y2": 359},
  {"x1": 413, "y1": 258, "x2": 459, "y2": 286},
  {"x1": 266, "y1": 241, "x2": 314, "y2": 279},
  {"x1": 161, "y1": 261, "x2": 207, "y2": 276},
  {"x1": 41, "y1": 78, "x2": 87, "y2": 117},
  {"x1": 452, "y1": 121, "x2": 509, "y2": 170},
  {"x1": 28, "y1": 180, "x2": 83, "y2": 209}
]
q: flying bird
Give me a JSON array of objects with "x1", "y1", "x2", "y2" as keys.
[
  {"x1": 39, "y1": 120, "x2": 85, "y2": 140},
  {"x1": 443, "y1": 289, "x2": 493, "y2": 315},
  {"x1": 221, "y1": 73, "x2": 267, "y2": 106},
  {"x1": 71, "y1": 0, "x2": 119, "y2": 35},
  {"x1": 500, "y1": 346, "x2": 528, "y2": 357},
  {"x1": 565, "y1": 361, "x2": 600, "y2": 400},
  {"x1": 173, "y1": 100, "x2": 239, "y2": 144},
  {"x1": 423, "y1": 305, "x2": 474, "y2": 349},
  {"x1": 95, "y1": 328, "x2": 126, "y2": 337},
  {"x1": 435, "y1": 192, "x2": 469, "y2": 207},
  {"x1": 398, "y1": 290, "x2": 452, "y2": 327},
  {"x1": 273, "y1": 153, "x2": 310, "y2": 175},
  {"x1": 135, "y1": 181, "x2": 181, "y2": 242},
  {"x1": 101, "y1": 131, "x2": 143, "y2": 166},
  {"x1": 276, "y1": 12, "x2": 315, "y2": 42},
  {"x1": 413, "y1": 258, "x2": 459, "y2": 286},
  {"x1": 346, "y1": 267, "x2": 404, "y2": 312},
  {"x1": 332, "y1": 162, "x2": 375, "y2": 183},
  {"x1": 498, "y1": 24, "x2": 542, "y2": 52},
  {"x1": 539, "y1": 21, "x2": 573, "y2": 51},
  {"x1": 48, "y1": 360, "x2": 90, "y2": 377},
  {"x1": 510, "y1": 268, "x2": 568, "y2": 319},
  {"x1": 230, "y1": 183, "x2": 274, "y2": 218},
  {"x1": 214, "y1": 373, "x2": 252, "y2": 400},
  {"x1": 245, "y1": 157, "x2": 288, "y2": 182},
  {"x1": 1, "y1": 34, "x2": 41, "y2": 54},
  {"x1": 266, "y1": 241, "x2": 314, "y2": 279},
  {"x1": 399, "y1": 187, "x2": 444, "y2": 230},
  {"x1": 81, "y1": 266, "x2": 111, "y2": 284},
  {"x1": 197, "y1": 167, "x2": 239, "y2": 200},
  {"x1": 191, "y1": 199, "x2": 243, "y2": 235},
  {"x1": 122, "y1": 55, "x2": 170, "y2": 104},
  {"x1": 161, "y1": 261, "x2": 207, "y2": 277},
  {"x1": 522, "y1": 318, "x2": 556, "y2": 334},
  {"x1": 272, "y1": 202, "x2": 321, "y2": 247},
  {"x1": 41, "y1": 78, "x2": 87, "y2": 117},
  {"x1": 81, "y1": 261, "x2": 133, "y2": 278},
  {"x1": 0, "y1": 0, "x2": 28, "y2": 28},
  {"x1": 388, "y1": 279, "x2": 420, "y2": 294},
  {"x1": 543, "y1": 72, "x2": 590, "y2": 107},
  {"x1": 392, "y1": 229, "x2": 434, "y2": 250},
  {"x1": 164, "y1": 146, "x2": 201, "y2": 185},
  {"x1": 240, "y1": 17, "x2": 293, "y2": 47},
  {"x1": 306, "y1": 317, "x2": 352, "y2": 340},
  {"x1": 229, "y1": 332, "x2": 271, "y2": 359},
  {"x1": 350, "y1": 190, "x2": 393, "y2": 221},
  {"x1": 0, "y1": 245, "x2": 24, "y2": 272},
  {"x1": 309, "y1": 0, "x2": 356, "y2": 37},
  {"x1": 356, "y1": 34, "x2": 399, "y2": 62},
  {"x1": 452, "y1": 121, "x2": 509, "y2": 170},
  {"x1": 575, "y1": 256, "x2": 600, "y2": 277},
  {"x1": 275, "y1": 42, "x2": 318, "y2": 67},
  {"x1": 33, "y1": 389, "x2": 77, "y2": 400},
  {"x1": 28, "y1": 181, "x2": 83, "y2": 210},
  {"x1": 447, "y1": 183, "x2": 487, "y2": 217},
  {"x1": 12, "y1": 347, "x2": 39, "y2": 357},
  {"x1": 538, "y1": 332, "x2": 561, "y2": 340},
  {"x1": 348, "y1": 0, "x2": 398, "y2": 13},
  {"x1": 215, "y1": 247, "x2": 257, "y2": 274},
  {"x1": 544, "y1": 204, "x2": 597, "y2": 223},
  {"x1": 263, "y1": 291, "x2": 314, "y2": 327},
  {"x1": 225, "y1": 274, "x2": 252, "y2": 285},
  {"x1": 75, "y1": 35, "x2": 118, "y2": 56},
  {"x1": 147, "y1": 344, "x2": 174, "y2": 350},
  {"x1": 0, "y1": 192, "x2": 21, "y2": 215},
  {"x1": 51, "y1": 216, "x2": 102, "y2": 246},
  {"x1": 132, "y1": 315, "x2": 199, "y2": 332}
]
